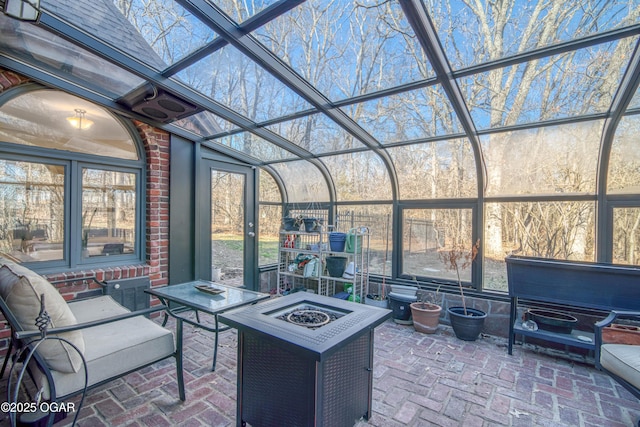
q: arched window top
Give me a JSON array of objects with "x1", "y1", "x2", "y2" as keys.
[{"x1": 0, "y1": 89, "x2": 138, "y2": 160}]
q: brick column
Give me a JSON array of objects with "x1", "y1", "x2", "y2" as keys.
[{"x1": 135, "y1": 121, "x2": 171, "y2": 289}]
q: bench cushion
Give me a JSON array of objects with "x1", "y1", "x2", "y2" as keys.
[
  {"x1": 0, "y1": 259, "x2": 84, "y2": 373},
  {"x1": 36, "y1": 296, "x2": 175, "y2": 399},
  {"x1": 600, "y1": 344, "x2": 640, "y2": 390}
]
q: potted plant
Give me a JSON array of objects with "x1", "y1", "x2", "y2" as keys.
[
  {"x1": 282, "y1": 215, "x2": 303, "y2": 231},
  {"x1": 440, "y1": 239, "x2": 486, "y2": 341},
  {"x1": 410, "y1": 285, "x2": 442, "y2": 334}
]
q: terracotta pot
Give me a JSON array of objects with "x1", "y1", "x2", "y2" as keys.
[{"x1": 410, "y1": 302, "x2": 442, "y2": 334}]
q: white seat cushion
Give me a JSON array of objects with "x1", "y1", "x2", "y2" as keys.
[
  {"x1": 600, "y1": 344, "x2": 640, "y2": 390},
  {"x1": 36, "y1": 296, "x2": 175, "y2": 399},
  {"x1": 69, "y1": 294, "x2": 130, "y2": 322}
]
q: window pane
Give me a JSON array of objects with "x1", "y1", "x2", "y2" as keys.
[
  {"x1": 427, "y1": 0, "x2": 637, "y2": 70},
  {"x1": 0, "y1": 160, "x2": 64, "y2": 262},
  {"x1": 77, "y1": 0, "x2": 216, "y2": 68},
  {"x1": 0, "y1": 90, "x2": 138, "y2": 160},
  {"x1": 608, "y1": 115, "x2": 640, "y2": 194},
  {"x1": 460, "y1": 41, "x2": 633, "y2": 129},
  {"x1": 266, "y1": 113, "x2": 366, "y2": 154},
  {"x1": 216, "y1": 0, "x2": 276, "y2": 24},
  {"x1": 322, "y1": 152, "x2": 392, "y2": 201},
  {"x1": 255, "y1": 0, "x2": 432, "y2": 101},
  {"x1": 269, "y1": 161, "x2": 330, "y2": 203},
  {"x1": 211, "y1": 170, "x2": 244, "y2": 280},
  {"x1": 0, "y1": 14, "x2": 145, "y2": 97},
  {"x1": 336, "y1": 205, "x2": 392, "y2": 276},
  {"x1": 481, "y1": 122, "x2": 601, "y2": 196},
  {"x1": 258, "y1": 167, "x2": 282, "y2": 266},
  {"x1": 258, "y1": 204, "x2": 281, "y2": 266},
  {"x1": 629, "y1": 87, "x2": 640, "y2": 111},
  {"x1": 176, "y1": 45, "x2": 312, "y2": 123},
  {"x1": 388, "y1": 139, "x2": 476, "y2": 199},
  {"x1": 259, "y1": 168, "x2": 281, "y2": 203},
  {"x1": 613, "y1": 207, "x2": 640, "y2": 265},
  {"x1": 213, "y1": 132, "x2": 297, "y2": 162},
  {"x1": 82, "y1": 169, "x2": 136, "y2": 258},
  {"x1": 483, "y1": 201, "x2": 595, "y2": 292},
  {"x1": 341, "y1": 85, "x2": 462, "y2": 143},
  {"x1": 402, "y1": 208, "x2": 473, "y2": 283}
]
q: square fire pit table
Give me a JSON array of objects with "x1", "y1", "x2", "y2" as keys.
[{"x1": 219, "y1": 292, "x2": 391, "y2": 427}]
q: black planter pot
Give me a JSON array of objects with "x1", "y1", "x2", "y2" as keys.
[
  {"x1": 325, "y1": 256, "x2": 347, "y2": 277},
  {"x1": 282, "y1": 217, "x2": 301, "y2": 231},
  {"x1": 447, "y1": 307, "x2": 487, "y2": 341}
]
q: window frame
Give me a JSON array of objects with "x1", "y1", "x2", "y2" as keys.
[
  {"x1": 606, "y1": 198, "x2": 640, "y2": 265},
  {"x1": 77, "y1": 162, "x2": 143, "y2": 266},
  {"x1": 397, "y1": 201, "x2": 479, "y2": 290}
]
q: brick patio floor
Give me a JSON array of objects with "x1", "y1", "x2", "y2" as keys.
[{"x1": 2, "y1": 312, "x2": 640, "y2": 427}]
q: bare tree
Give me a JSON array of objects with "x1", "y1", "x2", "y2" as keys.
[{"x1": 110, "y1": 0, "x2": 640, "y2": 277}]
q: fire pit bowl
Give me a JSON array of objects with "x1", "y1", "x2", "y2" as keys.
[
  {"x1": 286, "y1": 309, "x2": 331, "y2": 328},
  {"x1": 527, "y1": 308, "x2": 578, "y2": 334}
]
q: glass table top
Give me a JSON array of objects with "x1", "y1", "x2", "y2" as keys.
[{"x1": 147, "y1": 280, "x2": 270, "y2": 315}]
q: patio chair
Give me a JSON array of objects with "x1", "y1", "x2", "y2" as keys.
[
  {"x1": 0, "y1": 257, "x2": 184, "y2": 426},
  {"x1": 595, "y1": 310, "x2": 640, "y2": 425}
]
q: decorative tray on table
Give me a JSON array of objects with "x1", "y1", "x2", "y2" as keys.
[{"x1": 194, "y1": 284, "x2": 225, "y2": 295}]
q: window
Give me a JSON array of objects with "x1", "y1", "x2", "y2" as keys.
[
  {"x1": 0, "y1": 89, "x2": 138, "y2": 160},
  {"x1": 480, "y1": 123, "x2": 601, "y2": 196},
  {"x1": 388, "y1": 139, "x2": 477, "y2": 199},
  {"x1": 483, "y1": 201, "x2": 596, "y2": 292},
  {"x1": 608, "y1": 115, "x2": 640, "y2": 194},
  {"x1": 612, "y1": 207, "x2": 640, "y2": 266},
  {"x1": 337, "y1": 205, "x2": 393, "y2": 276},
  {"x1": 81, "y1": 168, "x2": 137, "y2": 258},
  {"x1": 0, "y1": 159, "x2": 65, "y2": 261},
  {"x1": 0, "y1": 88, "x2": 144, "y2": 268},
  {"x1": 402, "y1": 208, "x2": 473, "y2": 283},
  {"x1": 258, "y1": 169, "x2": 282, "y2": 266}
]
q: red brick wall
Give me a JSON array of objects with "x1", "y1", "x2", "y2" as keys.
[
  {"x1": 0, "y1": 69, "x2": 29, "y2": 90},
  {"x1": 0, "y1": 68, "x2": 171, "y2": 350}
]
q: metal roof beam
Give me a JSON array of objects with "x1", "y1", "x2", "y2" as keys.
[
  {"x1": 399, "y1": 0, "x2": 486, "y2": 290},
  {"x1": 32, "y1": 10, "x2": 314, "y2": 161},
  {"x1": 178, "y1": 0, "x2": 379, "y2": 146},
  {"x1": 163, "y1": 0, "x2": 306, "y2": 77},
  {"x1": 596, "y1": 39, "x2": 640, "y2": 261},
  {"x1": 454, "y1": 24, "x2": 640, "y2": 80},
  {"x1": 178, "y1": 0, "x2": 400, "y2": 200}
]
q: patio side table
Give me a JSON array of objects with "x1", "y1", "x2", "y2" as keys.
[{"x1": 146, "y1": 280, "x2": 270, "y2": 371}]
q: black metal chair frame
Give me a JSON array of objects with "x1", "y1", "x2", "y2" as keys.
[
  {"x1": 594, "y1": 310, "x2": 640, "y2": 425},
  {"x1": 0, "y1": 277, "x2": 185, "y2": 427}
]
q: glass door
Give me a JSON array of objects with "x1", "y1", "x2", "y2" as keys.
[{"x1": 200, "y1": 161, "x2": 257, "y2": 289}]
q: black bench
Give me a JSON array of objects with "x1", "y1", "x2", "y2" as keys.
[{"x1": 505, "y1": 255, "x2": 640, "y2": 356}]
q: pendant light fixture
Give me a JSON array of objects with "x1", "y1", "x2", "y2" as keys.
[{"x1": 66, "y1": 108, "x2": 94, "y2": 130}]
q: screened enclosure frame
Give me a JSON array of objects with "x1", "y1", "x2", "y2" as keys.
[{"x1": 2, "y1": 0, "x2": 640, "y2": 291}]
